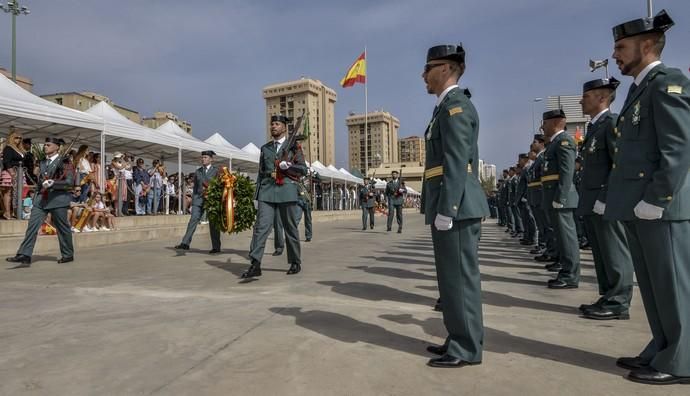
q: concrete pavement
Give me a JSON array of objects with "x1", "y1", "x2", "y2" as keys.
[{"x1": 0, "y1": 213, "x2": 685, "y2": 395}]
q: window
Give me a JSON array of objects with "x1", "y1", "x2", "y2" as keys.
[{"x1": 55, "y1": 98, "x2": 63, "y2": 105}]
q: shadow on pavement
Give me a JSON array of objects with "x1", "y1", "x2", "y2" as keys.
[
  {"x1": 360, "y1": 255, "x2": 433, "y2": 266},
  {"x1": 348, "y1": 265, "x2": 436, "y2": 281},
  {"x1": 318, "y1": 281, "x2": 436, "y2": 306},
  {"x1": 481, "y1": 273, "x2": 546, "y2": 287},
  {"x1": 379, "y1": 314, "x2": 621, "y2": 376},
  {"x1": 270, "y1": 307, "x2": 429, "y2": 357}
]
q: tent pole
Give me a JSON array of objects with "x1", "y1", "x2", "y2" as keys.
[
  {"x1": 100, "y1": 125, "x2": 105, "y2": 193},
  {"x1": 178, "y1": 147, "x2": 182, "y2": 215}
]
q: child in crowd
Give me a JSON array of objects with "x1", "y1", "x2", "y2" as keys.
[{"x1": 86, "y1": 192, "x2": 115, "y2": 231}]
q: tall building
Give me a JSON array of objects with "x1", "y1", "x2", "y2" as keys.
[
  {"x1": 41, "y1": 92, "x2": 141, "y2": 123},
  {"x1": 1, "y1": 67, "x2": 33, "y2": 92},
  {"x1": 546, "y1": 95, "x2": 588, "y2": 137},
  {"x1": 398, "y1": 135, "x2": 425, "y2": 165},
  {"x1": 263, "y1": 78, "x2": 337, "y2": 166},
  {"x1": 347, "y1": 111, "x2": 400, "y2": 172},
  {"x1": 142, "y1": 112, "x2": 192, "y2": 134},
  {"x1": 480, "y1": 162, "x2": 497, "y2": 185}
]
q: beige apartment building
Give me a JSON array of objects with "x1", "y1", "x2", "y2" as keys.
[
  {"x1": 347, "y1": 111, "x2": 400, "y2": 173},
  {"x1": 367, "y1": 161, "x2": 424, "y2": 192},
  {"x1": 142, "y1": 112, "x2": 192, "y2": 134},
  {"x1": 263, "y1": 78, "x2": 337, "y2": 166},
  {"x1": 398, "y1": 135, "x2": 425, "y2": 165},
  {"x1": 1, "y1": 67, "x2": 33, "y2": 92},
  {"x1": 41, "y1": 92, "x2": 141, "y2": 124}
]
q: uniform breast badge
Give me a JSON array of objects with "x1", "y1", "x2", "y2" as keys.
[
  {"x1": 588, "y1": 136, "x2": 597, "y2": 153},
  {"x1": 632, "y1": 101, "x2": 641, "y2": 125}
]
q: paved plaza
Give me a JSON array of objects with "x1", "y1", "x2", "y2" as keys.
[{"x1": 0, "y1": 214, "x2": 686, "y2": 395}]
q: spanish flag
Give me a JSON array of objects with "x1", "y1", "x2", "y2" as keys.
[{"x1": 340, "y1": 52, "x2": 366, "y2": 88}]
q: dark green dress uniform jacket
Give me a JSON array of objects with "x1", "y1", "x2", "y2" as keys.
[
  {"x1": 255, "y1": 141, "x2": 308, "y2": 204},
  {"x1": 515, "y1": 171, "x2": 528, "y2": 206},
  {"x1": 385, "y1": 179, "x2": 406, "y2": 206},
  {"x1": 35, "y1": 157, "x2": 75, "y2": 209},
  {"x1": 359, "y1": 185, "x2": 376, "y2": 208},
  {"x1": 541, "y1": 132, "x2": 579, "y2": 208},
  {"x1": 421, "y1": 88, "x2": 490, "y2": 222},
  {"x1": 605, "y1": 64, "x2": 690, "y2": 221},
  {"x1": 191, "y1": 165, "x2": 219, "y2": 207},
  {"x1": 527, "y1": 156, "x2": 544, "y2": 207},
  {"x1": 576, "y1": 111, "x2": 616, "y2": 216}
]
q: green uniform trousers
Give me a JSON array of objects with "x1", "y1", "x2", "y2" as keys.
[
  {"x1": 249, "y1": 201, "x2": 301, "y2": 265},
  {"x1": 548, "y1": 208, "x2": 580, "y2": 285},
  {"x1": 583, "y1": 215, "x2": 633, "y2": 311},
  {"x1": 181, "y1": 204, "x2": 221, "y2": 250},
  {"x1": 431, "y1": 218, "x2": 483, "y2": 363},
  {"x1": 624, "y1": 220, "x2": 690, "y2": 377},
  {"x1": 18, "y1": 206, "x2": 73, "y2": 258},
  {"x1": 361, "y1": 206, "x2": 375, "y2": 229},
  {"x1": 296, "y1": 202, "x2": 313, "y2": 240},
  {"x1": 386, "y1": 203, "x2": 403, "y2": 231}
]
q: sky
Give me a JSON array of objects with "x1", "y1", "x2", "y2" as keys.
[{"x1": 1, "y1": 0, "x2": 689, "y2": 172}]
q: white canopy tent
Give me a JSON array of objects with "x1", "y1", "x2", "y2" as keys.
[
  {"x1": 0, "y1": 73, "x2": 104, "y2": 143},
  {"x1": 241, "y1": 142, "x2": 261, "y2": 157},
  {"x1": 202, "y1": 132, "x2": 258, "y2": 172},
  {"x1": 205, "y1": 132, "x2": 240, "y2": 150}
]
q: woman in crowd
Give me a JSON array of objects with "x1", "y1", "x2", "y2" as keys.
[
  {"x1": 74, "y1": 145, "x2": 93, "y2": 202},
  {"x1": 1, "y1": 128, "x2": 26, "y2": 220},
  {"x1": 91, "y1": 153, "x2": 102, "y2": 194}
]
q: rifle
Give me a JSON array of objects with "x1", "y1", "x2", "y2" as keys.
[{"x1": 274, "y1": 111, "x2": 305, "y2": 185}]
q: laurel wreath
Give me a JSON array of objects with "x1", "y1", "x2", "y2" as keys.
[{"x1": 205, "y1": 171, "x2": 256, "y2": 234}]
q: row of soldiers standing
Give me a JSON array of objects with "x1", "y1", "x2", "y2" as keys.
[{"x1": 495, "y1": 9, "x2": 690, "y2": 384}]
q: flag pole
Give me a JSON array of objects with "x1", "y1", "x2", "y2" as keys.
[{"x1": 364, "y1": 46, "x2": 368, "y2": 178}]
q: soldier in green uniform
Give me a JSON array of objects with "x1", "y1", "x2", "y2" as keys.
[
  {"x1": 532, "y1": 135, "x2": 560, "y2": 262},
  {"x1": 576, "y1": 77, "x2": 634, "y2": 320},
  {"x1": 359, "y1": 177, "x2": 375, "y2": 230},
  {"x1": 605, "y1": 10, "x2": 690, "y2": 384},
  {"x1": 515, "y1": 153, "x2": 537, "y2": 246},
  {"x1": 507, "y1": 167, "x2": 523, "y2": 238},
  {"x1": 540, "y1": 109, "x2": 580, "y2": 288},
  {"x1": 420, "y1": 44, "x2": 490, "y2": 368},
  {"x1": 296, "y1": 176, "x2": 313, "y2": 242},
  {"x1": 526, "y1": 146, "x2": 546, "y2": 254},
  {"x1": 174, "y1": 150, "x2": 221, "y2": 253},
  {"x1": 242, "y1": 115, "x2": 308, "y2": 278},
  {"x1": 500, "y1": 170, "x2": 513, "y2": 231},
  {"x1": 385, "y1": 170, "x2": 406, "y2": 233},
  {"x1": 7, "y1": 137, "x2": 75, "y2": 268},
  {"x1": 496, "y1": 179, "x2": 506, "y2": 226}
]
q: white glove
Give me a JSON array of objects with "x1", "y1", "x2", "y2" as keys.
[
  {"x1": 633, "y1": 200, "x2": 664, "y2": 220},
  {"x1": 398, "y1": 188, "x2": 405, "y2": 193},
  {"x1": 253, "y1": 200, "x2": 259, "y2": 210},
  {"x1": 552, "y1": 201, "x2": 564, "y2": 209},
  {"x1": 592, "y1": 200, "x2": 606, "y2": 215},
  {"x1": 434, "y1": 214, "x2": 453, "y2": 231},
  {"x1": 279, "y1": 161, "x2": 291, "y2": 170},
  {"x1": 521, "y1": 198, "x2": 528, "y2": 203},
  {"x1": 42, "y1": 179, "x2": 54, "y2": 189}
]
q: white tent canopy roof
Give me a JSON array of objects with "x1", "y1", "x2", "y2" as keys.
[
  {"x1": 205, "y1": 133, "x2": 239, "y2": 150},
  {"x1": 156, "y1": 121, "x2": 257, "y2": 171},
  {"x1": 0, "y1": 73, "x2": 103, "y2": 142},
  {"x1": 241, "y1": 142, "x2": 261, "y2": 156},
  {"x1": 85, "y1": 101, "x2": 193, "y2": 162}
]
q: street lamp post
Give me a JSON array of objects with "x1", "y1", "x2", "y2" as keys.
[
  {"x1": 531, "y1": 98, "x2": 543, "y2": 134},
  {"x1": 1, "y1": 0, "x2": 30, "y2": 83}
]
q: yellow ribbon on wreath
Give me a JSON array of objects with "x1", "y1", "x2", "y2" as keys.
[{"x1": 220, "y1": 167, "x2": 237, "y2": 232}]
